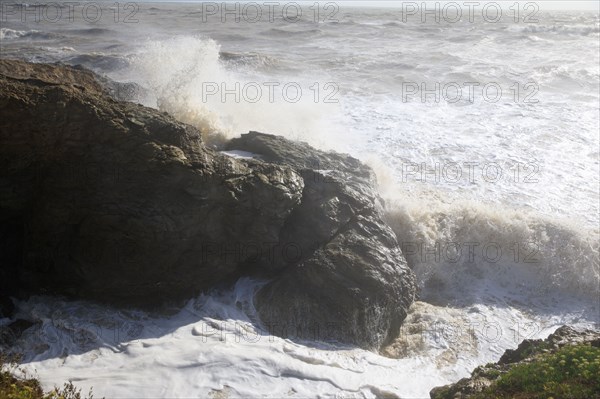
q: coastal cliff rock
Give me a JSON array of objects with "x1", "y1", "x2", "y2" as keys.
[
  {"x1": 0, "y1": 59, "x2": 303, "y2": 306},
  {"x1": 227, "y1": 133, "x2": 416, "y2": 349},
  {"x1": 0, "y1": 59, "x2": 416, "y2": 349},
  {"x1": 430, "y1": 325, "x2": 600, "y2": 399}
]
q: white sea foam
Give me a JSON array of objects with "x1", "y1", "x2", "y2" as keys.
[
  {"x1": 8, "y1": 280, "x2": 596, "y2": 398},
  {"x1": 1, "y1": 6, "x2": 598, "y2": 398},
  {"x1": 0, "y1": 28, "x2": 43, "y2": 40},
  {"x1": 219, "y1": 150, "x2": 262, "y2": 160}
]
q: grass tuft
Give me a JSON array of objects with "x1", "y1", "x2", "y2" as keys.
[
  {"x1": 473, "y1": 343, "x2": 600, "y2": 399},
  {"x1": 1, "y1": 352, "x2": 99, "y2": 399}
]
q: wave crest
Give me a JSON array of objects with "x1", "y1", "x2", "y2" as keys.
[
  {"x1": 384, "y1": 199, "x2": 599, "y2": 305},
  {"x1": 125, "y1": 36, "x2": 339, "y2": 147},
  {"x1": 0, "y1": 28, "x2": 59, "y2": 40}
]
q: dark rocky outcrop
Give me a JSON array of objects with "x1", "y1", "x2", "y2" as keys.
[
  {"x1": 0, "y1": 319, "x2": 36, "y2": 349},
  {"x1": 227, "y1": 133, "x2": 416, "y2": 349},
  {"x1": 0, "y1": 59, "x2": 305, "y2": 306},
  {"x1": 0, "y1": 59, "x2": 415, "y2": 349},
  {"x1": 0, "y1": 296, "x2": 14, "y2": 319},
  {"x1": 0, "y1": 59, "x2": 303, "y2": 307},
  {"x1": 430, "y1": 325, "x2": 600, "y2": 399}
]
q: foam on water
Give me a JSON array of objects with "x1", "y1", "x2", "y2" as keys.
[
  {"x1": 1, "y1": 4, "x2": 598, "y2": 397},
  {"x1": 0, "y1": 28, "x2": 59, "y2": 40},
  {"x1": 7, "y1": 280, "x2": 596, "y2": 398}
]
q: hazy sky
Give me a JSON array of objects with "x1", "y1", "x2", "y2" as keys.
[
  {"x1": 335, "y1": 1, "x2": 598, "y2": 11},
  {"x1": 153, "y1": 1, "x2": 599, "y2": 11}
]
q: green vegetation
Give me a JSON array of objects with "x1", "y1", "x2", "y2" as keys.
[
  {"x1": 474, "y1": 343, "x2": 600, "y2": 399},
  {"x1": 1, "y1": 352, "x2": 98, "y2": 399}
]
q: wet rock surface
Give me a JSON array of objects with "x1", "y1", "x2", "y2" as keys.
[
  {"x1": 228, "y1": 133, "x2": 416, "y2": 349},
  {"x1": 0, "y1": 60, "x2": 416, "y2": 349},
  {"x1": 0, "y1": 59, "x2": 303, "y2": 307}
]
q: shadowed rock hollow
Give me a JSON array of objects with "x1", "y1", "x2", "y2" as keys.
[{"x1": 0, "y1": 59, "x2": 415, "y2": 349}]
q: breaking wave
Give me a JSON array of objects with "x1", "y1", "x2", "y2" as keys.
[
  {"x1": 125, "y1": 36, "x2": 341, "y2": 147},
  {"x1": 0, "y1": 28, "x2": 60, "y2": 40},
  {"x1": 515, "y1": 23, "x2": 600, "y2": 36},
  {"x1": 384, "y1": 198, "x2": 599, "y2": 307}
]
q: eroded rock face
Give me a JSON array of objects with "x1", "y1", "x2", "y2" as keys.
[
  {"x1": 227, "y1": 133, "x2": 416, "y2": 349},
  {"x1": 0, "y1": 60, "x2": 416, "y2": 349},
  {"x1": 0, "y1": 60, "x2": 303, "y2": 307}
]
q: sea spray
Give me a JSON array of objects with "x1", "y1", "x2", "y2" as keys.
[{"x1": 125, "y1": 36, "x2": 342, "y2": 148}]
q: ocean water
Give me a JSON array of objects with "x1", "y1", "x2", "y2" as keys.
[{"x1": 1, "y1": 2, "x2": 599, "y2": 398}]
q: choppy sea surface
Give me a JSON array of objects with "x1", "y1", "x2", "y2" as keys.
[{"x1": 1, "y1": 2, "x2": 599, "y2": 398}]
